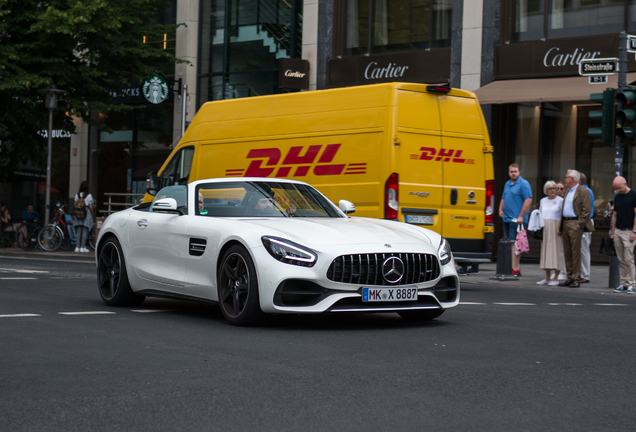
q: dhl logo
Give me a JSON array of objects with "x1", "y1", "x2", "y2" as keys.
[
  {"x1": 410, "y1": 147, "x2": 474, "y2": 164},
  {"x1": 226, "y1": 144, "x2": 367, "y2": 177}
]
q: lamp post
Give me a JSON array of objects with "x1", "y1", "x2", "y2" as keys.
[{"x1": 38, "y1": 86, "x2": 66, "y2": 223}]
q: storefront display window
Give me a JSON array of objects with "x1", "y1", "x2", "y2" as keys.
[
  {"x1": 511, "y1": 0, "x2": 633, "y2": 41},
  {"x1": 343, "y1": 0, "x2": 451, "y2": 56},
  {"x1": 198, "y1": 0, "x2": 302, "y2": 106}
]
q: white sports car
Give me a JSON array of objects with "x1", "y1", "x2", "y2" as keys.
[{"x1": 96, "y1": 178, "x2": 459, "y2": 326}]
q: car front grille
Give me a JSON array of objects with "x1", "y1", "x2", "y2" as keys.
[{"x1": 326, "y1": 253, "x2": 440, "y2": 286}]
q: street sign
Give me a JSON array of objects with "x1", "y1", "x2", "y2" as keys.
[
  {"x1": 589, "y1": 75, "x2": 608, "y2": 85},
  {"x1": 628, "y1": 35, "x2": 636, "y2": 54},
  {"x1": 578, "y1": 58, "x2": 618, "y2": 76}
]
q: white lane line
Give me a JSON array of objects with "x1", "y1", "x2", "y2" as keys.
[
  {"x1": 0, "y1": 268, "x2": 49, "y2": 274},
  {"x1": 0, "y1": 277, "x2": 37, "y2": 280},
  {"x1": 594, "y1": 303, "x2": 629, "y2": 307},
  {"x1": 459, "y1": 302, "x2": 487, "y2": 305},
  {"x1": 494, "y1": 303, "x2": 536, "y2": 306},
  {"x1": 0, "y1": 314, "x2": 41, "y2": 318},
  {"x1": 548, "y1": 303, "x2": 582, "y2": 306},
  {"x1": 131, "y1": 309, "x2": 175, "y2": 313},
  {"x1": 58, "y1": 311, "x2": 116, "y2": 315}
]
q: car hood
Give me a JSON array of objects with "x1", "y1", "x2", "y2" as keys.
[{"x1": 236, "y1": 217, "x2": 436, "y2": 247}]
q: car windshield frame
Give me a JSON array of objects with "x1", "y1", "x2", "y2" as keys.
[{"x1": 194, "y1": 181, "x2": 343, "y2": 218}]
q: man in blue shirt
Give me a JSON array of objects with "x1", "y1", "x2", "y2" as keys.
[
  {"x1": 579, "y1": 173, "x2": 594, "y2": 283},
  {"x1": 498, "y1": 163, "x2": 533, "y2": 276}
]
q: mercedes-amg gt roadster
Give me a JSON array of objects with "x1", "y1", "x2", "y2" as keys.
[{"x1": 96, "y1": 178, "x2": 459, "y2": 326}]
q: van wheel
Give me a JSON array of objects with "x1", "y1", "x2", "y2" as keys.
[
  {"x1": 97, "y1": 237, "x2": 145, "y2": 307},
  {"x1": 217, "y1": 245, "x2": 267, "y2": 326},
  {"x1": 398, "y1": 309, "x2": 444, "y2": 321}
]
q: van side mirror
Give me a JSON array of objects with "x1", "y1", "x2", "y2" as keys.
[
  {"x1": 339, "y1": 200, "x2": 356, "y2": 215},
  {"x1": 151, "y1": 198, "x2": 182, "y2": 214},
  {"x1": 146, "y1": 172, "x2": 159, "y2": 196}
]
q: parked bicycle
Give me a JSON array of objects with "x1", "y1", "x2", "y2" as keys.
[
  {"x1": 17, "y1": 220, "x2": 42, "y2": 251},
  {"x1": 38, "y1": 203, "x2": 96, "y2": 252}
]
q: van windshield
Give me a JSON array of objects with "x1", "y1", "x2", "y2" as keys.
[{"x1": 195, "y1": 181, "x2": 343, "y2": 218}]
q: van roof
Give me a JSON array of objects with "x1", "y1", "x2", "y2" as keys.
[{"x1": 185, "y1": 83, "x2": 475, "y2": 141}]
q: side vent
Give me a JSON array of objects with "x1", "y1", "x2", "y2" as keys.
[{"x1": 189, "y1": 238, "x2": 207, "y2": 256}]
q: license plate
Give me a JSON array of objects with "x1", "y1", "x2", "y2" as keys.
[
  {"x1": 362, "y1": 287, "x2": 418, "y2": 302},
  {"x1": 405, "y1": 215, "x2": 433, "y2": 225}
]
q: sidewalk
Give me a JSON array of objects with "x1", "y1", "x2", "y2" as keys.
[
  {"x1": 458, "y1": 261, "x2": 616, "y2": 294},
  {"x1": 0, "y1": 247, "x2": 95, "y2": 263}
]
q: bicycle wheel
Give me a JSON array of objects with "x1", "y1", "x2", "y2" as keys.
[
  {"x1": 38, "y1": 225, "x2": 63, "y2": 251},
  {"x1": 88, "y1": 226, "x2": 96, "y2": 250}
]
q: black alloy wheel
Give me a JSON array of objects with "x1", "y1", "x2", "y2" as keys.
[
  {"x1": 97, "y1": 237, "x2": 145, "y2": 307},
  {"x1": 218, "y1": 245, "x2": 267, "y2": 326}
]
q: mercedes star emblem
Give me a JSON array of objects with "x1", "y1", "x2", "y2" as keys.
[{"x1": 382, "y1": 256, "x2": 405, "y2": 284}]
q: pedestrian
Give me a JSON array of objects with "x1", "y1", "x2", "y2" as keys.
[
  {"x1": 579, "y1": 173, "x2": 594, "y2": 283},
  {"x1": 536, "y1": 181, "x2": 565, "y2": 286},
  {"x1": 558, "y1": 169, "x2": 594, "y2": 288},
  {"x1": 611, "y1": 176, "x2": 636, "y2": 294},
  {"x1": 554, "y1": 181, "x2": 568, "y2": 281},
  {"x1": 73, "y1": 181, "x2": 95, "y2": 253},
  {"x1": 556, "y1": 183, "x2": 565, "y2": 197},
  {"x1": 457, "y1": 264, "x2": 479, "y2": 275},
  {"x1": 1, "y1": 202, "x2": 11, "y2": 231},
  {"x1": 498, "y1": 163, "x2": 533, "y2": 276}
]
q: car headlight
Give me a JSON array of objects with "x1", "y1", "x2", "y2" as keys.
[
  {"x1": 438, "y1": 238, "x2": 452, "y2": 266},
  {"x1": 261, "y1": 236, "x2": 317, "y2": 267}
]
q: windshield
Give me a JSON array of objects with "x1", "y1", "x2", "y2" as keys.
[{"x1": 195, "y1": 181, "x2": 342, "y2": 218}]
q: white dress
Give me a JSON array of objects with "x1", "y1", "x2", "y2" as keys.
[{"x1": 539, "y1": 196, "x2": 565, "y2": 271}]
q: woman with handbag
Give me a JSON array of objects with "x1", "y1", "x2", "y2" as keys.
[
  {"x1": 73, "y1": 181, "x2": 95, "y2": 253},
  {"x1": 537, "y1": 181, "x2": 566, "y2": 286}
]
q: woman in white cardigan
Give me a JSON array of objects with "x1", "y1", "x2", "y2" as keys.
[{"x1": 537, "y1": 180, "x2": 565, "y2": 286}]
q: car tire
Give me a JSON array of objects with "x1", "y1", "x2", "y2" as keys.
[
  {"x1": 97, "y1": 237, "x2": 145, "y2": 307},
  {"x1": 398, "y1": 309, "x2": 445, "y2": 321},
  {"x1": 217, "y1": 245, "x2": 267, "y2": 326}
]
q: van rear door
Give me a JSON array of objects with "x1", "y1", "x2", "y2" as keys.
[
  {"x1": 397, "y1": 90, "x2": 443, "y2": 234},
  {"x1": 438, "y1": 96, "x2": 486, "y2": 250}
]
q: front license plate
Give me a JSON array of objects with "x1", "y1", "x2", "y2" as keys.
[
  {"x1": 405, "y1": 215, "x2": 433, "y2": 225},
  {"x1": 362, "y1": 287, "x2": 418, "y2": 302}
]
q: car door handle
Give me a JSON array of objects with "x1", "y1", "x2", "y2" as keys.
[{"x1": 137, "y1": 219, "x2": 148, "y2": 228}]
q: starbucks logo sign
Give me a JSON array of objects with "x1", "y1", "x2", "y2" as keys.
[{"x1": 142, "y1": 75, "x2": 169, "y2": 104}]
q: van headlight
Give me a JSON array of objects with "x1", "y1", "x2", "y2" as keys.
[
  {"x1": 438, "y1": 238, "x2": 452, "y2": 266},
  {"x1": 262, "y1": 236, "x2": 317, "y2": 267}
]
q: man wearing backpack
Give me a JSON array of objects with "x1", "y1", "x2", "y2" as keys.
[{"x1": 73, "y1": 181, "x2": 95, "y2": 253}]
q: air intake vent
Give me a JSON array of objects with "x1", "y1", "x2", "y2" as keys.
[
  {"x1": 327, "y1": 253, "x2": 440, "y2": 286},
  {"x1": 189, "y1": 238, "x2": 207, "y2": 257}
]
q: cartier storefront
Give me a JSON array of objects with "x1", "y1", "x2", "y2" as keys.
[{"x1": 476, "y1": 33, "x2": 636, "y2": 263}]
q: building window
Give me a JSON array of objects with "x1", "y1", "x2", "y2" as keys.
[
  {"x1": 342, "y1": 0, "x2": 452, "y2": 56},
  {"x1": 198, "y1": 0, "x2": 303, "y2": 107},
  {"x1": 511, "y1": 0, "x2": 632, "y2": 41}
]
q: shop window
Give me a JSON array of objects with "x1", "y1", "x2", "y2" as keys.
[
  {"x1": 343, "y1": 0, "x2": 451, "y2": 56},
  {"x1": 511, "y1": 0, "x2": 631, "y2": 41}
]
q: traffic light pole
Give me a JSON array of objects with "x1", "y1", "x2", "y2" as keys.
[{"x1": 615, "y1": 32, "x2": 628, "y2": 177}]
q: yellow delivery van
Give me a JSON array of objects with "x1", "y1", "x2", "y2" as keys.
[{"x1": 145, "y1": 83, "x2": 495, "y2": 260}]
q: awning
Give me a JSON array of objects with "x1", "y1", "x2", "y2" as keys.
[{"x1": 474, "y1": 73, "x2": 636, "y2": 105}]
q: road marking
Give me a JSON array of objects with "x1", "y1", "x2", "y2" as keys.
[
  {"x1": 0, "y1": 314, "x2": 41, "y2": 318},
  {"x1": 594, "y1": 303, "x2": 629, "y2": 307},
  {"x1": 131, "y1": 309, "x2": 175, "y2": 313},
  {"x1": 0, "y1": 268, "x2": 49, "y2": 274},
  {"x1": 0, "y1": 277, "x2": 37, "y2": 280},
  {"x1": 58, "y1": 311, "x2": 116, "y2": 315},
  {"x1": 548, "y1": 303, "x2": 582, "y2": 306},
  {"x1": 494, "y1": 303, "x2": 536, "y2": 306},
  {"x1": 459, "y1": 302, "x2": 487, "y2": 305}
]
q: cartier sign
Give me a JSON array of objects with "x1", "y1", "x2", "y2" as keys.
[
  {"x1": 329, "y1": 49, "x2": 450, "y2": 88},
  {"x1": 279, "y1": 58, "x2": 309, "y2": 90},
  {"x1": 495, "y1": 34, "x2": 636, "y2": 80}
]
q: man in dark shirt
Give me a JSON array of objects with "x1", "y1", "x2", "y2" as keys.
[{"x1": 611, "y1": 176, "x2": 636, "y2": 293}]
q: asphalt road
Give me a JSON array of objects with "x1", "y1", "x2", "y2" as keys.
[{"x1": 1, "y1": 256, "x2": 635, "y2": 432}]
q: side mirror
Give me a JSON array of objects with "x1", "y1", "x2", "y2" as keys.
[
  {"x1": 146, "y1": 172, "x2": 159, "y2": 196},
  {"x1": 151, "y1": 198, "x2": 181, "y2": 214},
  {"x1": 339, "y1": 200, "x2": 356, "y2": 215}
]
